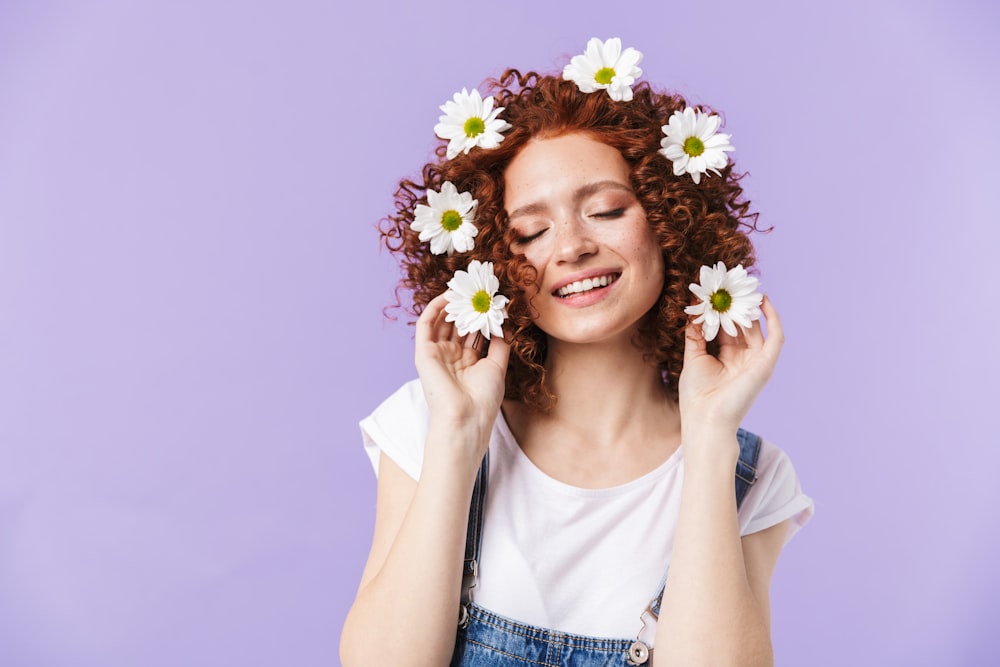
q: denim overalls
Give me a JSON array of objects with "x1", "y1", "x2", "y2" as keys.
[{"x1": 450, "y1": 429, "x2": 763, "y2": 667}]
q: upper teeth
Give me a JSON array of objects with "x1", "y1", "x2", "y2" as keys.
[{"x1": 557, "y1": 274, "x2": 617, "y2": 297}]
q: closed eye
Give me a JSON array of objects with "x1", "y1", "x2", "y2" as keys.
[
  {"x1": 513, "y1": 228, "x2": 546, "y2": 245},
  {"x1": 591, "y1": 208, "x2": 625, "y2": 219}
]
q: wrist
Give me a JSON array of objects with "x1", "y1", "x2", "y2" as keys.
[
  {"x1": 681, "y1": 417, "x2": 739, "y2": 442},
  {"x1": 424, "y1": 418, "x2": 492, "y2": 475},
  {"x1": 680, "y1": 427, "x2": 740, "y2": 468},
  {"x1": 427, "y1": 410, "x2": 495, "y2": 444}
]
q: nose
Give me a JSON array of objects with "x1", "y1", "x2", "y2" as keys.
[{"x1": 553, "y1": 214, "x2": 598, "y2": 264}]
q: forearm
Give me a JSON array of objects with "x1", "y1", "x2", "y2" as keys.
[
  {"x1": 341, "y1": 424, "x2": 484, "y2": 667},
  {"x1": 654, "y1": 433, "x2": 772, "y2": 666}
]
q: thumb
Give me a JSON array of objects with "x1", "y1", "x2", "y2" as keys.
[{"x1": 485, "y1": 329, "x2": 512, "y2": 372}]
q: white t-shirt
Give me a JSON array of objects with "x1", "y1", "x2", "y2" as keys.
[{"x1": 361, "y1": 379, "x2": 814, "y2": 640}]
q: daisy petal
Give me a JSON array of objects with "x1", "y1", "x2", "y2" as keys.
[
  {"x1": 720, "y1": 315, "x2": 738, "y2": 337},
  {"x1": 409, "y1": 181, "x2": 480, "y2": 255},
  {"x1": 687, "y1": 262, "x2": 763, "y2": 342},
  {"x1": 658, "y1": 108, "x2": 735, "y2": 184},
  {"x1": 434, "y1": 88, "x2": 511, "y2": 160},
  {"x1": 443, "y1": 260, "x2": 510, "y2": 340},
  {"x1": 563, "y1": 37, "x2": 644, "y2": 100}
]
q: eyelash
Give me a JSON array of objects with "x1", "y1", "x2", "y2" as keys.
[
  {"x1": 592, "y1": 207, "x2": 625, "y2": 219},
  {"x1": 512, "y1": 208, "x2": 626, "y2": 245},
  {"x1": 514, "y1": 229, "x2": 545, "y2": 245}
]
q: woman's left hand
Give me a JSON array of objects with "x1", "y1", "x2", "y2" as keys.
[{"x1": 677, "y1": 295, "x2": 784, "y2": 445}]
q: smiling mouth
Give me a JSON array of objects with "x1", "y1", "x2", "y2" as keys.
[{"x1": 555, "y1": 273, "x2": 620, "y2": 297}]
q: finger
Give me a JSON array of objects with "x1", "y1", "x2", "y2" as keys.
[
  {"x1": 760, "y1": 296, "x2": 785, "y2": 371},
  {"x1": 760, "y1": 294, "x2": 784, "y2": 358},
  {"x1": 445, "y1": 318, "x2": 464, "y2": 344},
  {"x1": 457, "y1": 331, "x2": 486, "y2": 366},
  {"x1": 484, "y1": 330, "x2": 512, "y2": 371},
  {"x1": 436, "y1": 300, "x2": 468, "y2": 346},
  {"x1": 683, "y1": 319, "x2": 708, "y2": 364},
  {"x1": 742, "y1": 315, "x2": 764, "y2": 350},
  {"x1": 432, "y1": 298, "x2": 464, "y2": 344},
  {"x1": 416, "y1": 294, "x2": 449, "y2": 342},
  {"x1": 716, "y1": 323, "x2": 748, "y2": 349},
  {"x1": 462, "y1": 331, "x2": 483, "y2": 351}
]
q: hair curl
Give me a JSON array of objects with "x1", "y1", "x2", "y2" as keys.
[{"x1": 380, "y1": 69, "x2": 762, "y2": 411}]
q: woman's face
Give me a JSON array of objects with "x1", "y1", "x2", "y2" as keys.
[{"x1": 503, "y1": 132, "x2": 665, "y2": 346}]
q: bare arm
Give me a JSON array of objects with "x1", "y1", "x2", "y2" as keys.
[
  {"x1": 339, "y1": 295, "x2": 510, "y2": 667},
  {"x1": 656, "y1": 452, "x2": 790, "y2": 665},
  {"x1": 655, "y1": 296, "x2": 787, "y2": 666}
]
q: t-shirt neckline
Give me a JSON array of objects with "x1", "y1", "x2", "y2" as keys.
[{"x1": 493, "y1": 409, "x2": 684, "y2": 498}]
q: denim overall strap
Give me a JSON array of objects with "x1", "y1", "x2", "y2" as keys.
[
  {"x1": 733, "y1": 427, "x2": 762, "y2": 506},
  {"x1": 460, "y1": 450, "x2": 489, "y2": 610},
  {"x1": 644, "y1": 427, "x2": 762, "y2": 619}
]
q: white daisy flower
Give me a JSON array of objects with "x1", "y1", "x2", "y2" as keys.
[
  {"x1": 433, "y1": 88, "x2": 512, "y2": 160},
  {"x1": 659, "y1": 108, "x2": 735, "y2": 184},
  {"x1": 444, "y1": 260, "x2": 510, "y2": 340},
  {"x1": 684, "y1": 261, "x2": 762, "y2": 342},
  {"x1": 562, "y1": 37, "x2": 643, "y2": 102},
  {"x1": 411, "y1": 181, "x2": 479, "y2": 255}
]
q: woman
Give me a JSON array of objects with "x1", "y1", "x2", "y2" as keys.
[{"x1": 341, "y1": 38, "x2": 813, "y2": 667}]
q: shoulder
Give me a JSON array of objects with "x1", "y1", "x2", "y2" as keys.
[
  {"x1": 737, "y1": 435, "x2": 815, "y2": 543},
  {"x1": 359, "y1": 379, "x2": 429, "y2": 481}
]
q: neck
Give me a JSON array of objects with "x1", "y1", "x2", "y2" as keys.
[
  {"x1": 502, "y1": 333, "x2": 682, "y2": 488},
  {"x1": 540, "y1": 335, "x2": 679, "y2": 447}
]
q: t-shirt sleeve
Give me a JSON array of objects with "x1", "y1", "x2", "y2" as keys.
[
  {"x1": 737, "y1": 439, "x2": 814, "y2": 544},
  {"x1": 359, "y1": 379, "x2": 429, "y2": 481}
]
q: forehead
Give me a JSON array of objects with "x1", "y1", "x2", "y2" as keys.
[{"x1": 503, "y1": 132, "x2": 630, "y2": 208}]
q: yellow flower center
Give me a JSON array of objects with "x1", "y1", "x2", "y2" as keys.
[
  {"x1": 441, "y1": 210, "x2": 463, "y2": 232},
  {"x1": 464, "y1": 117, "x2": 485, "y2": 138},
  {"x1": 472, "y1": 290, "x2": 492, "y2": 313},
  {"x1": 683, "y1": 136, "x2": 705, "y2": 157},
  {"x1": 594, "y1": 67, "x2": 616, "y2": 85},
  {"x1": 710, "y1": 289, "x2": 732, "y2": 313}
]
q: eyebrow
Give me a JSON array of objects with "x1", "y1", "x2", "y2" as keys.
[{"x1": 506, "y1": 180, "x2": 634, "y2": 222}]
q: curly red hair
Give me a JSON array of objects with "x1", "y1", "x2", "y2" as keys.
[{"x1": 380, "y1": 69, "x2": 762, "y2": 411}]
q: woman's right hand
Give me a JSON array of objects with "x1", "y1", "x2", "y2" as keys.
[{"x1": 414, "y1": 293, "x2": 511, "y2": 459}]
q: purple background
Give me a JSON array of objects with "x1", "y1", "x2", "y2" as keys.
[{"x1": 1, "y1": 0, "x2": 997, "y2": 665}]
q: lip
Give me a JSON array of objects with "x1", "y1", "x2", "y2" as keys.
[
  {"x1": 548, "y1": 269, "x2": 622, "y2": 308},
  {"x1": 550, "y1": 268, "x2": 622, "y2": 295}
]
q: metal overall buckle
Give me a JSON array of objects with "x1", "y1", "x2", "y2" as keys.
[
  {"x1": 627, "y1": 640, "x2": 651, "y2": 666},
  {"x1": 627, "y1": 605, "x2": 657, "y2": 665},
  {"x1": 458, "y1": 559, "x2": 479, "y2": 629}
]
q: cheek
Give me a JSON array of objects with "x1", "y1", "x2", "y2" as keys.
[
  {"x1": 635, "y1": 232, "x2": 666, "y2": 293},
  {"x1": 510, "y1": 252, "x2": 545, "y2": 303},
  {"x1": 626, "y1": 227, "x2": 662, "y2": 270},
  {"x1": 642, "y1": 252, "x2": 666, "y2": 299},
  {"x1": 518, "y1": 245, "x2": 551, "y2": 286}
]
